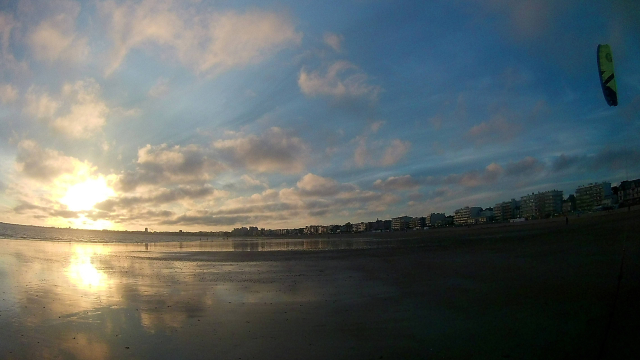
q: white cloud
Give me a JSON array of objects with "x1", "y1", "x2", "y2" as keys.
[
  {"x1": 241, "y1": 174, "x2": 267, "y2": 188},
  {"x1": 28, "y1": 11, "x2": 88, "y2": 63},
  {"x1": 100, "y1": 0, "x2": 302, "y2": 76},
  {"x1": 323, "y1": 32, "x2": 343, "y2": 52},
  {"x1": 298, "y1": 61, "x2": 382, "y2": 102},
  {"x1": 52, "y1": 79, "x2": 109, "y2": 138},
  {"x1": 25, "y1": 88, "x2": 60, "y2": 119},
  {"x1": 24, "y1": 79, "x2": 109, "y2": 138},
  {"x1": 0, "y1": 83, "x2": 18, "y2": 103},
  {"x1": 296, "y1": 173, "x2": 356, "y2": 196}
]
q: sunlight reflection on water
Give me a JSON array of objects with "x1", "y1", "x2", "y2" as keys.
[{"x1": 66, "y1": 245, "x2": 110, "y2": 290}]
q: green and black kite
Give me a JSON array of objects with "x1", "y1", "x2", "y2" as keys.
[{"x1": 597, "y1": 44, "x2": 618, "y2": 106}]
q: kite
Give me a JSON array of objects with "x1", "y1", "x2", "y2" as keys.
[{"x1": 597, "y1": 44, "x2": 618, "y2": 106}]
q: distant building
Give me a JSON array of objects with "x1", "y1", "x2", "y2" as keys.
[
  {"x1": 353, "y1": 222, "x2": 368, "y2": 233},
  {"x1": 340, "y1": 223, "x2": 353, "y2": 233},
  {"x1": 520, "y1": 190, "x2": 563, "y2": 219},
  {"x1": 410, "y1": 217, "x2": 426, "y2": 229},
  {"x1": 617, "y1": 179, "x2": 640, "y2": 207},
  {"x1": 494, "y1": 199, "x2": 520, "y2": 222},
  {"x1": 454, "y1": 206, "x2": 482, "y2": 225},
  {"x1": 478, "y1": 208, "x2": 494, "y2": 223},
  {"x1": 392, "y1": 216, "x2": 413, "y2": 230},
  {"x1": 575, "y1": 182, "x2": 612, "y2": 211},
  {"x1": 427, "y1": 213, "x2": 446, "y2": 226},
  {"x1": 562, "y1": 194, "x2": 576, "y2": 213},
  {"x1": 305, "y1": 225, "x2": 328, "y2": 235}
]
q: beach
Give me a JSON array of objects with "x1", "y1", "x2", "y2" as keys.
[{"x1": 1, "y1": 210, "x2": 639, "y2": 359}]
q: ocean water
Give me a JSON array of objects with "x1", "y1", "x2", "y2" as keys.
[{"x1": 0, "y1": 222, "x2": 401, "y2": 251}]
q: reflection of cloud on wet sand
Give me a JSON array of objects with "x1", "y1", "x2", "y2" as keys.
[
  {"x1": 1, "y1": 239, "x2": 396, "y2": 358},
  {"x1": 63, "y1": 333, "x2": 111, "y2": 360}
]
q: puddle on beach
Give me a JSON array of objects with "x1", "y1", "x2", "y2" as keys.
[{"x1": 0, "y1": 239, "x2": 405, "y2": 359}]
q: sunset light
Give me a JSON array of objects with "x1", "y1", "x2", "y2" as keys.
[{"x1": 60, "y1": 177, "x2": 114, "y2": 211}]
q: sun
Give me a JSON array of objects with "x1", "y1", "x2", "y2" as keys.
[{"x1": 61, "y1": 177, "x2": 115, "y2": 211}]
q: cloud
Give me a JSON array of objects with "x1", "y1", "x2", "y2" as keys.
[
  {"x1": 465, "y1": 114, "x2": 520, "y2": 146},
  {"x1": 95, "y1": 185, "x2": 218, "y2": 212},
  {"x1": 13, "y1": 200, "x2": 79, "y2": 219},
  {"x1": 551, "y1": 148, "x2": 640, "y2": 174},
  {"x1": 148, "y1": 77, "x2": 169, "y2": 97},
  {"x1": 323, "y1": 32, "x2": 343, "y2": 52},
  {"x1": 296, "y1": 173, "x2": 356, "y2": 196},
  {"x1": 0, "y1": 83, "x2": 18, "y2": 103},
  {"x1": 422, "y1": 163, "x2": 505, "y2": 188},
  {"x1": 505, "y1": 156, "x2": 545, "y2": 177},
  {"x1": 240, "y1": 174, "x2": 267, "y2": 188},
  {"x1": 24, "y1": 79, "x2": 109, "y2": 138},
  {"x1": 213, "y1": 127, "x2": 308, "y2": 173},
  {"x1": 117, "y1": 144, "x2": 222, "y2": 192},
  {"x1": 373, "y1": 175, "x2": 421, "y2": 191},
  {"x1": 25, "y1": 88, "x2": 60, "y2": 119},
  {"x1": 15, "y1": 139, "x2": 89, "y2": 182},
  {"x1": 551, "y1": 153, "x2": 582, "y2": 172},
  {"x1": 52, "y1": 79, "x2": 109, "y2": 138},
  {"x1": 479, "y1": 0, "x2": 563, "y2": 41},
  {"x1": 354, "y1": 137, "x2": 368, "y2": 167},
  {"x1": 590, "y1": 147, "x2": 640, "y2": 172},
  {"x1": 0, "y1": 12, "x2": 28, "y2": 74},
  {"x1": 353, "y1": 136, "x2": 411, "y2": 168},
  {"x1": 381, "y1": 139, "x2": 411, "y2": 166},
  {"x1": 28, "y1": 5, "x2": 89, "y2": 63},
  {"x1": 298, "y1": 61, "x2": 382, "y2": 102},
  {"x1": 100, "y1": 0, "x2": 302, "y2": 76},
  {"x1": 429, "y1": 115, "x2": 443, "y2": 130}
]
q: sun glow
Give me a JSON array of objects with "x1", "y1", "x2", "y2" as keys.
[{"x1": 61, "y1": 177, "x2": 115, "y2": 211}]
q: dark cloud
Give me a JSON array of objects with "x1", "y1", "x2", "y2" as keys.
[
  {"x1": 95, "y1": 185, "x2": 217, "y2": 211},
  {"x1": 85, "y1": 209, "x2": 176, "y2": 223},
  {"x1": 160, "y1": 213, "x2": 275, "y2": 226},
  {"x1": 590, "y1": 147, "x2": 640, "y2": 172},
  {"x1": 441, "y1": 163, "x2": 504, "y2": 188},
  {"x1": 505, "y1": 156, "x2": 545, "y2": 177},
  {"x1": 13, "y1": 200, "x2": 79, "y2": 219},
  {"x1": 117, "y1": 144, "x2": 222, "y2": 192},
  {"x1": 213, "y1": 127, "x2": 308, "y2": 173},
  {"x1": 551, "y1": 153, "x2": 583, "y2": 172},
  {"x1": 552, "y1": 148, "x2": 640, "y2": 174},
  {"x1": 372, "y1": 175, "x2": 420, "y2": 191}
]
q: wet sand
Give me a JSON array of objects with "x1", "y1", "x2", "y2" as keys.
[{"x1": 1, "y1": 210, "x2": 639, "y2": 359}]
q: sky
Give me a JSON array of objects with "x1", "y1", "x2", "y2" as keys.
[{"x1": 0, "y1": 0, "x2": 639, "y2": 231}]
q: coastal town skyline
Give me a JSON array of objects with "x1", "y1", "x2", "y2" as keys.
[{"x1": 1, "y1": 0, "x2": 639, "y2": 231}]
